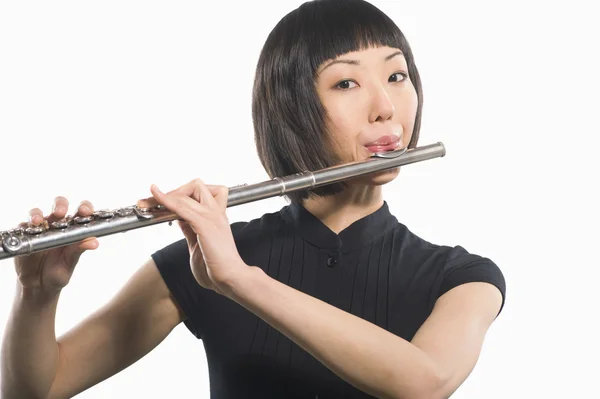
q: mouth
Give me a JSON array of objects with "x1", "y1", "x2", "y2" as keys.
[{"x1": 364, "y1": 135, "x2": 402, "y2": 153}]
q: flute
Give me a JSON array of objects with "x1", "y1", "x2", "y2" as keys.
[{"x1": 0, "y1": 142, "x2": 445, "y2": 260}]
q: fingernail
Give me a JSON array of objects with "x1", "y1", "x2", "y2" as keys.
[
  {"x1": 152, "y1": 184, "x2": 162, "y2": 194},
  {"x1": 80, "y1": 206, "x2": 89, "y2": 213}
]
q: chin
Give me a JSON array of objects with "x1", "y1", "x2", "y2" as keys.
[{"x1": 354, "y1": 167, "x2": 401, "y2": 186}]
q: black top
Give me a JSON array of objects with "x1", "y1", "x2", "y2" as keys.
[{"x1": 151, "y1": 201, "x2": 506, "y2": 399}]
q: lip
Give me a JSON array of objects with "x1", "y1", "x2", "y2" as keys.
[
  {"x1": 364, "y1": 140, "x2": 401, "y2": 153},
  {"x1": 364, "y1": 133, "x2": 402, "y2": 153},
  {"x1": 364, "y1": 134, "x2": 401, "y2": 147}
]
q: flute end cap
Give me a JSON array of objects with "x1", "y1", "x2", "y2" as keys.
[{"x1": 438, "y1": 141, "x2": 446, "y2": 157}]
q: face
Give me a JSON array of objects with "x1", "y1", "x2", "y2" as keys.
[{"x1": 315, "y1": 45, "x2": 418, "y2": 185}]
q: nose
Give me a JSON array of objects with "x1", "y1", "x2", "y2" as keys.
[{"x1": 368, "y1": 84, "x2": 395, "y2": 123}]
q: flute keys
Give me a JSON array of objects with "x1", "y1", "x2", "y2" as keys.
[
  {"x1": 0, "y1": 228, "x2": 24, "y2": 237},
  {"x1": 51, "y1": 219, "x2": 71, "y2": 229},
  {"x1": 1, "y1": 235, "x2": 26, "y2": 253},
  {"x1": 4, "y1": 236, "x2": 21, "y2": 249},
  {"x1": 133, "y1": 206, "x2": 153, "y2": 220},
  {"x1": 94, "y1": 210, "x2": 115, "y2": 219},
  {"x1": 25, "y1": 226, "x2": 45, "y2": 235},
  {"x1": 116, "y1": 207, "x2": 135, "y2": 217},
  {"x1": 74, "y1": 215, "x2": 93, "y2": 224}
]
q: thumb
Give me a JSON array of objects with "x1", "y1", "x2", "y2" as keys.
[
  {"x1": 178, "y1": 219, "x2": 198, "y2": 252},
  {"x1": 210, "y1": 185, "x2": 229, "y2": 210},
  {"x1": 63, "y1": 237, "x2": 99, "y2": 267}
]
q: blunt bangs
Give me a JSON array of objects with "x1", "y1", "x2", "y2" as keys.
[{"x1": 303, "y1": 1, "x2": 409, "y2": 74}]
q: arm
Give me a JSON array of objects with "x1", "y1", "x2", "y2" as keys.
[
  {"x1": 1, "y1": 258, "x2": 185, "y2": 399},
  {"x1": 222, "y1": 267, "x2": 503, "y2": 399}
]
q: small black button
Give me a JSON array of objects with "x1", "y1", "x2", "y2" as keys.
[{"x1": 326, "y1": 256, "x2": 337, "y2": 267}]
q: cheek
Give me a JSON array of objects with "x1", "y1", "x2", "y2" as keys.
[
  {"x1": 394, "y1": 86, "x2": 419, "y2": 144},
  {"x1": 323, "y1": 97, "x2": 365, "y2": 140}
]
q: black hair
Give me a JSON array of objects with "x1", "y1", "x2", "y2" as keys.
[{"x1": 252, "y1": 0, "x2": 423, "y2": 205}]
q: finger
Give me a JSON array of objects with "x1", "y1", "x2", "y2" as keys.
[
  {"x1": 77, "y1": 200, "x2": 94, "y2": 216},
  {"x1": 150, "y1": 185, "x2": 204, "y2": 224},
  {"x1": 44, "y1": 196, "x2": 70, "y2": 225},
  {"x1": 150, "y1": 180, "x2": 224, "y2": 211},
  {"x1": 210, "y1": 185, "x2": 229, "y2": 210},
  {"x1": 63, "y1": 236, "x2": 99, "y2": 266},
  {"x1": 138, "y1": 182, "x2": 202, "y2": 208},
  {"x1": 136, "y1": 196, "x2": 159, "y2": 209},
  {"x1": 51, "y1": 196, "x2": 69, "y2": 219},
  {"x1": 182, "y1": 180, "x2": 226, "y2": 212},
  {"x1": 192, "y1": 180, "x2": 222, "y2": 209},
  {"x1": 201, "y1": 183, "x2": 218, "y2": 209},
  {"x1": 29, "y1": 207, "x2": 44, "y2": 225},
  {"x1": 190, "y1": 183, "x2": 202, "y2": 203},
  {"x1": 162, "y1": 178, "x2": 212, "y2": 204},
  {"x1": 201, "y1": 184, "x2": 229, "y2": 211}
]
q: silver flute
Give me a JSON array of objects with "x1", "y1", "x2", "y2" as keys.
[{"x1": 0, "y1": 142, "x2": 445, "y2": 260}]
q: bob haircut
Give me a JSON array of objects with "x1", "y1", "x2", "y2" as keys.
[{"x1": 252, "y1": 0, "x2": 423, "y2": 205}]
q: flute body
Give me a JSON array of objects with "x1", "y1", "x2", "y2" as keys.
[{"x1": 0, "y1": 142, "x2": 445, "y2": 261}]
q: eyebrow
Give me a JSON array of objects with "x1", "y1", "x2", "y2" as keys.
[{"x1": 319, "y1": 50, "x2": 404, "y2": 74}]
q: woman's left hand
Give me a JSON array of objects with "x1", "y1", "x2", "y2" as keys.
[{"x1": 142, "y1": 178, "x2": 249, "y2": 296}]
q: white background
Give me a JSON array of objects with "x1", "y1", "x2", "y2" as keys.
[{"x1": 0, "y1": 0, "x2": 598, "y2": 398}]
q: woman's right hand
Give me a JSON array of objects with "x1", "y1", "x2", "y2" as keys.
[{"x1": 14, "y1": 196, "x2": 100, "y2": 294}]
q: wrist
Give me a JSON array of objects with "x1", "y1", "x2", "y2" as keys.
[
  {"x1": 217, "y1": 264, "x2": 264, "y2": 300},
  {"x1": 18, "y1": 283, "x2": 61, "y2": 306}
]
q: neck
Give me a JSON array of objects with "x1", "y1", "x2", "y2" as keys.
[{"x1": 300, "y1": 184, "x2": 384, "y2": 234}]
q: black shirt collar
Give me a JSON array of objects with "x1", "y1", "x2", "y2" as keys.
[{"x1": 280, "y1": 201, "x2": 398, "y2": 253}]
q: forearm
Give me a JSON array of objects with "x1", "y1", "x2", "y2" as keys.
[
  {"x1": 1, "y1": 281, "x2": 61, "y2": 399},
  {"x1": 222, "y1": 266, "x2": 442, "y2": 399}
]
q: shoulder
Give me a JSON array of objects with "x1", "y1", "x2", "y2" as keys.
[
  {"x1": 441, "y1": 245, "x2": 505, "y2": 291},
  {"x1": 391, "y1": 224, "x2": 506, "y2": 316},
  {"x1": 437, "y1": 244, "x2": 506, "y2": 317}
]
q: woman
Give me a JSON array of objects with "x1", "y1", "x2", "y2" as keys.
[{"x1": 1, "y1": 1, "x2": 505, "y2": 398}]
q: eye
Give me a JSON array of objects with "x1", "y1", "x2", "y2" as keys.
[
  {"x1": 334, "y1": 80, "x2": 358, "y2": 90},
  {"x1": 389, "y1": 72, "x2": 408, "y2": 83}
]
